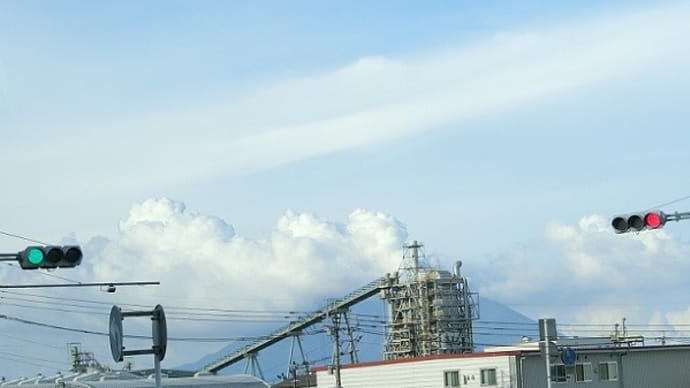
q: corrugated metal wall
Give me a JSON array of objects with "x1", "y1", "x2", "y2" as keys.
[
  {"x1": 521, "y1": 352, "x2": 622, "y2": 388},
  {"x1": 521, "y1": 346, "x2": 690, "y2": 388},
  {"x1": 622, "y1": 347, "x2": 690, "y2": 387}
]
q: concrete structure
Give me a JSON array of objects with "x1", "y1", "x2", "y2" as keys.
[{"x1": 314, "y1": 343, "x2": 690, "y2": 388}]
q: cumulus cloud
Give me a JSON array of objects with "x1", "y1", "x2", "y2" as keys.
[
  {"x1": 545, "y1": 215, "x2": 688, "y2": 290},
  {"x1": 87, "y1": 198, "x2": 407, "y2": 312},
  {"x1": 665, "y1": 307, "x2": 690, "y2": 329},
  {"x1": 0, "y1": 199, "x2": 408, "y2": 375},
  {"x1": 5, "y1": 202, "x2": 690, "y2": 374},
  {"x1": 474, "y1": 214, "x2": 690, "y2": 326}
]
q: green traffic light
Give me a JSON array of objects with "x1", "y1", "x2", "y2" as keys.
[{"x1": 27, "y1": 247, "x2": 44, "y2": 265}]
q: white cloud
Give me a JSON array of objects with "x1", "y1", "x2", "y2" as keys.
[
  {"x1": 88, "y1": 198, "x2": 406, "y2": 311},
  {"x1": 474, "y1": 213, "x2": 690, "y2": 327},
  {"x1": 5, "y1": 201, "x2": 690, "y2": 375},
  {"x1": 5, "y1": 2, "x2": 690, "y2": 197},
  {"x1": 472, "y1": 246, "x2": 559, "y2": 303},
  {"x1": 0, "y1": 198, "x2": 409, "y2": 375},
  {"x1": 567, "y1": 305, "x2": 635, "y2": 336},
  {"x1": 665, "y1": 307, "x2": 690, "y2": 329},
  {"x1": 544, "y1": 215, "x2": 689, "y2": 290}
]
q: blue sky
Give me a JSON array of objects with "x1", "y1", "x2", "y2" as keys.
[{"x1": 2, "y1": 0, "x2": 690, "y2": 381}]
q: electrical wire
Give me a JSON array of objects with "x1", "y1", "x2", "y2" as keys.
[
  {"x1": 0, "y1": 354, "x2": 63, "y2": 371},
  {"x1": 0, "y1": 229, "x2": 48, "y2": 245},
  {"x1": 7, "y1": 288, "x2": 690, "y2": 352},
  {"x1": 0, "y1": 290, "x2": 311, "y2": 319},
  {"x1": 6, "y1": 289, "x2": 690, "y2": 337},
  {"x1": 0, "y1": 332, "x2": 64, "y2": 350},
  {"x1": 646, "y1": 194, "x2": 690, "y2": 211},
  {"x1": 0, "y1": 313, "x2": 332, "y2": 343},
  {"x1": 0, "y1": 350, "x2": 65, "y2": 368}
]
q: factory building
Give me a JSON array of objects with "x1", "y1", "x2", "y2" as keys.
[
  {"x1": 381, "y1": 241, "x2": 477, "y2": 359},
  {"x1": 314, "y1": 342, "x2": 690, "y2": 388}
]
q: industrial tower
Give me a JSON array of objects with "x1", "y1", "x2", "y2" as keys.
[{"x1": 381, "y1": 241, "x2": 478, "y2": 359}]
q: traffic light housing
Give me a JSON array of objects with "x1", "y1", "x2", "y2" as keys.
[
  {"x1": 17, "y1": 246, "x2": 83, "y2": 269},
  {"x1": 611, "y1": 211, "x2": 666, "y2": 234}
]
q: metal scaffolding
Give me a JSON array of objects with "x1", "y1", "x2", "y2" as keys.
[{"x1": 381, "y1": 241, "x2": 478, "y2": 360}]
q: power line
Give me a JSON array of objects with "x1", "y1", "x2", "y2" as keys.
[
  {"x1": 648, "y1": 194, "x2": 690, "y2": 211},
  {"x1": 0, "y1": 298, "x2": 298, "y2": 324},
  {"x1": 0, "y1": 229, "x2": 48, "y2": 245},
  {"x1": 0, "y1": 313, "x2": 316, "y2": 343},
  {"x1": 0, "y1": 290, "x2": 312, "y2": 319},
  {"x1": 0, "y1": 332, "x2": 64, "y2": 350},
  {"x1": 0, "y1": 351, "x2": 65, "y2": 369},
  {"x1": 7, "y1": 291, "x2": 690, "y2": 344},
  {"x1": 0, "y1": 355, "x2": 63, "y2": 372}
]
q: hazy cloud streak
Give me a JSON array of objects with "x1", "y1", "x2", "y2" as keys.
[{"x1": 5, "y1": 2, "x2": 690, "y2": 195}]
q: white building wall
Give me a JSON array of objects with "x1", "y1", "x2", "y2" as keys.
[{"x1": 316, "y1": 354, "x2": 518, "y2": 388}]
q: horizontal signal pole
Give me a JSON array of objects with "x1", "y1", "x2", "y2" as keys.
[
  {"x1": 664, "y1": 211, "x2": 690, "y2": 223},
  {"x1": 0, "y1": 281, "x2": 160, "y2": 289}
]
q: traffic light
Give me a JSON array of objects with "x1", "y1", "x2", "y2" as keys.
[
  {"x1": 611, "y1": 211, "x2": 666, "y2": 234},
  {"x1": 17, "y1": 246, "x2": 83, "y2": 269}
]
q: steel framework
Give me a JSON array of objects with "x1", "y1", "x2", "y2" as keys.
[{"x1": 381, "y1": 241, "x2": 478, "y2": 359}]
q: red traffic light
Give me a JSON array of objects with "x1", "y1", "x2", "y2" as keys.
[
  {"x1": 611, "y1": 211, "x2": 666, "y2": 233},
  {"x1": 645, "y1": 212, "x2": 664, "y2": 229}
]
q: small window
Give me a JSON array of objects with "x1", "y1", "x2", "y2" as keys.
[
  {"x1": 599, "y1": 361, "x2": 618, "y2": 381},
  {"x1": 480, "y1": 368, "x2": 497, "y2": 386},
  {"x1": 444, "y1": 370, "x2": 460, "y2": 387},
  {"x1": 551, "y1": 364, "x2": 567, "y2": 383},
  {"x1": 575, "y1": 363, "x2": 593, "y2": 382}
]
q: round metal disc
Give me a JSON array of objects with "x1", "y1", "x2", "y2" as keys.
[
  {"x1": 109, "y1": 305, "x2": 124, "y2": 362},
  {"x1": 153, "y1": 304, "x2": 167, "y2": 361}
]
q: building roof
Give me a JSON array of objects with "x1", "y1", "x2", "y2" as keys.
[
  {"x1": 312, "y1": 342, "x2": 690, "y2": 374},
  {"x1": 311, "y1": 350, "x2": 521, "y2": 372},
  {"x1": 0, "y1": 373, "x2": 270, "y2": 388}
]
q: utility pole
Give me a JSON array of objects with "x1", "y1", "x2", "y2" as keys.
[
  {"x1": 343, "y1": 313, "x2": 359, "y2": 364},
  {"x1": 329, "y1": 312, "x2": 343, "y2": 388},
  {"x1": 539, "y1": 318, "x2": 557, "y2": 388}
]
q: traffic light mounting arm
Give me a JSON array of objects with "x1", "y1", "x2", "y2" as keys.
[
  {"x1": 664, "y1": 211, "x2": 690, "y2": 224},
  {"x1": 0, "y1": 253, "x2": 19, "y2": 261}
]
